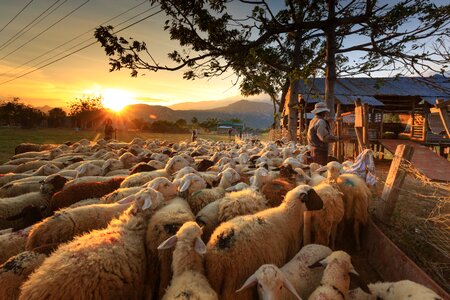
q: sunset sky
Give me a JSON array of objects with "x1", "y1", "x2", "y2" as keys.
[
  {"x1": 0, "y1": 0, "x2": 257, "y2": 109},
  {"x1": 0, "y1": 1, "x2": 447, "y2": 111}
]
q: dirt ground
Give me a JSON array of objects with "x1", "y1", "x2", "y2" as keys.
[{"x1": 371, "y1": 159, "x2": 450, "y2": 292}]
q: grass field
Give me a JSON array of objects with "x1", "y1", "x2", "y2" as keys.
[{"x1": 0, "y1": 128, "x2": 247, "y2": 164}]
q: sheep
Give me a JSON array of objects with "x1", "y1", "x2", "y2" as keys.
[
  {"x1": 237, "y1": 244, "x2": 332, "y2": 300},
  {"x1": 145, "y1": 197, "x2": 195, "y2": 300},
  {"x1": 157, "y1": 221, "x2": 218, "y2": 300},
  {"x1": 0, "y1": 164, "x2": 60, "y2": 187},
  {"x1": 14, "y1": 143, "x2": 55, "y2": 155},
  {"x1": 204, "y1": 184, "x2": 324, "y2": 300},
  {"x1": 308, "y1": 250, "x2": 369, "y2": 300},
  {"x1": 348, "y1": 280, "x2": 443, "y2": 300},
  {"x1": 101, "y1": 187, "x2": 142, "y2": 203},
  {"x1": 0, "y1": 180, "x2": 42, "y2": 198},
  {"x1": 129, "y1": 162, "x2": 157, "y2": 174},
  {"x1": 260, "y1": 178, "x2": 296, "y2": 208},
  {"x1": 336, "y1": 173, "x2": 371, "y2": 250},
  {"x1": 3, "y1": 205, "x2": 47, "y2": 232},
  {"x1": 145, "y1": 177, "x2": 179, "y2": 201},
  {"x1": 195, "y1": 189, "x2": 268, "y2": 243},
  {"x1": 0, "y1": 165, "x2": 17, "y2": 174},
  {"x1": 13, "y1": 160, "x2": 61, "y2": 174},
  {"x1": 120, "y1": 155, "x2": 189, "y2": 188},
  {"x1": 0, "y1": 227, "x2": 31, "y2": 265},
  {"x1": 26, "y1": 201, "x2": 133, "y2": 254},
  {"x1": 0, "y1": 251, "x2": 47, "y2": 300},
  {"x1": 49, "y1": 176, "x2": 124, "y2": 211},
  {"x1": 303, "y1": 182, "x2": 344, "y2": 249},
  {"x1": 63, "y1": 175, "x2": 117, "y2": 188},
  {"x1": 19, "y1": 188, "x2": 165, "y2": 300},
  {"x1": 74, "y1": 162, "x2": 103, "y2": 177}
]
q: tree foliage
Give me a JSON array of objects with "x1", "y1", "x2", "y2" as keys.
[
  {"x1": 47, "y1": 108, "x2": 67, "y2": 127},
  {"x1": 69, "y1": 96, "x2": 105, "y2": 129},
  {"x1": 0, "y1": 98, "x2": 46, "y2": 128}
]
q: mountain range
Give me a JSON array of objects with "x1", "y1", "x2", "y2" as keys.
[
  {"x1": 36, "y1": 99, "x2": 275, "y2": 129},
  {"x1": 122, "y1": 100, "x2": 275, "y2": 129}
]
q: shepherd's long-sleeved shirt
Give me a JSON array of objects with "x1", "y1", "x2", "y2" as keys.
[{"x1": 307, "y1": 116, "x2": 338, "y2": 150}]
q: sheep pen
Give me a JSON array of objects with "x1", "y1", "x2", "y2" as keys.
[{"x1": 0, "y1": 135, "x2": 448, "y2": 298}]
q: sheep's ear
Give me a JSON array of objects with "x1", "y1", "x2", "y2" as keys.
[
  {"x1": 282, "y1": 276, "x2": 303, "y2": 300},
  {"x1": 349, "y1": 270, "x2": 371, "y2": 294},
  {"x1": 179, "y1": 178, "x2": 191, "y2": 192},
  {"x1": 236, "y1": 273, "x2": 258, "y2": 293},
  {"x1": 142, "y1": 196, "x2": 153, "y2": 211},
  {"x1": 194, "y1": 237, "x2": 207, "y2": 254},
  {"x1": 302, "y1": 188, "x2": 323, "y2": 211},
  {"x1": 157, "y1": 235, "x2": 178, "y2": 250}
]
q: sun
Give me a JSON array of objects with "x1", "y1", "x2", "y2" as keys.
[{"x1": 102, "y1": 89, "x2": 135, "y2": 112}]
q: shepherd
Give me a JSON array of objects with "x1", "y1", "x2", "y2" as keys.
[
  {"x1": 307, "y1": 102, "x2": 340, "y2": 165},
  {"x1": 104, "y1": 118, "x2": 114, "y2": 141}
]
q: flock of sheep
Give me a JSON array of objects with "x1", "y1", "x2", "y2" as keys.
[{"x1": 0, "y1": 137, "x2": 443, "y2": 300}]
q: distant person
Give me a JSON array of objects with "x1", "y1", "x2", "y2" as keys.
[
  {"x1": 191, "y1": 128, "x2": 198, "y2": 142},
  {"x1": 104, "y1": 118, "x2": 114, "y2": 141},
  {"x1": 307, "y1": 102, "x2": 339, "y2": 165},
  {"x1": 228, "y1": 128, "x2": 233, "y2": 139},
  {"x1": 239, "y1": 128, "x2": 243, "y2": 139}
]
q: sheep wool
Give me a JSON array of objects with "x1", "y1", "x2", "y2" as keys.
[
  {"x1": 26, "y1": 202, "x2": 131, "y2": 254},
  {"x1": 0, "y1": 251, "x2": 47, "y2": 300},
  {"x1": 217, "y1": 189, "x2": 268, "y2": 223},
  {"x1": 19, "y1": 188, "x2": 165, "y2": 300},
  {"x1": 145, "y1": 197, "x2": 195, "y2": 300},
  {"x1": 205, "y1": 184, "x2": 324, "y2": 300},
  {"x1": 49, "y1": 176, "x2": 124, "y2": 211},
  {"x1": 348, "y1": 280, "x2": 443, "y2": 300},
  {"x1": 0, "y1": 227, "x2": 31, "y2": 265},
  {"x1": 158, "y1": 221, "x2": 218, "y2": 300}
]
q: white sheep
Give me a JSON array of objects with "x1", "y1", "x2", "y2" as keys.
[
  {"x1": 348, "y1": 280, "x2": 443, "y2": 300},
  {"x1": 19, "y1": 188, "x2": 165, "y2": 300},
  {"x1": 237, "y1": 244, "x2": 332, "y2": 300},
  {"x1": 157, "y1": 221, "x2": 218, "y2": 300},
  {"x1": 25, "y1": 201, "x2": 133, "y2": 254},
  {"x1": 75, "y1": 162, "x2": 103, "y2": 177},
  {"x1": 303, "y1": 182, "x2": 344, "y2": 249},
  {"x1": 205, "y1": 184, "x2": 324, "y2": 300},
  {"x1": 195, "y1": 188, "x2": 268, "y2": 243},
  {"x1": 101, "y1": 186, "x2": 141, "y2": 203},
  {"x1": 120, "y1": 155, "x2": 189, "y2": 188},
  {"x1": 0, "y1": 251, "x2": 47, "y2": 300},
  {"x1": 0, "y1": 227, "x2": 31, "y2": 265},
  {"x1": 145, "y1": 197, "x2": 195, "y2": 299},
  {"x1": 0, "y1": 164, "x2": 60, "y2": 187},
  {"x1": 308, "y1": 250, "x2": 370, "y2": 300}
]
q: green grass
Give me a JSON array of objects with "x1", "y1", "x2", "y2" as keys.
[{"x1": 0, "y1": 128, "x2": 239, "y2": 164}]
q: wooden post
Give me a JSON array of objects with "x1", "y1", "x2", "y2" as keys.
[
  {"x1": 377, "y1": 144, "x2": 414, "y2": 223},
  {"x1": 362, "y1": 103, "x2": 369, "y2": 147},
  {"x1": 354, "y1": 99, "x2": 364, "y2": 154},
  {"x1": 435, "y1": 99, "x2": 450, "y2": 137}
]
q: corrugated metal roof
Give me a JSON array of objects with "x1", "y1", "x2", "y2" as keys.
[{"x1": 299, "y1": 76, "x2": 450, "y2": 106}]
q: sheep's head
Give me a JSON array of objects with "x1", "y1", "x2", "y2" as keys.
[
  {"x1": 132, "y1": 188, "x2": 164, "y2": 214},
  {"x1": 157, "y1": 221, "x2": 206, "y2": 254},
  {"x1": 178, "y1": 173, "x2": 207, "y2": 197},
  {"x1": 165, "y1": 156, "x2": 190, "y2": 175},
  {"x1": 49, "y1": 148, "x2": 63, "y2": 159},
  {"x1": 173, "y1": 166, "x2": 198, "y2": 180},
  {"x1": 102, "y1": 158, "x2": 123, "y2": 175},
  {"x1": 38, "y1": 164, "x2": 60, "y2": 175},
  {"x1": 218, "y1": 167, "x2": 240, "y2": 188},
  {"x1": 75, "y1": 163, "x2": 102, "y2": 178},
  {"x1": 284, "y1": 184, "x2": 323, "y2": 211},
  {"x1": 146, "y1": 177, "x2": 178, "y2": 200},
  {"x1": 119, "y1": 152, "x2": 139, "y2": 168},
  {"x1": 309, "y1": 251, "x2": 370, "y2": 294},
  {"x1": 40, "y1": 174, "x2": 68, "y2": 195},
  {"x1": 148, "y1": 160, "x2": 165, "y2": 170},
  {"x1": 236, "y1": 264, "x2": 302, "y2": 300}
]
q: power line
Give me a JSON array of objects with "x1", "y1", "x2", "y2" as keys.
[
  {"x1": 0, "y1": 0, "x2": 150, "y2": 77},
  {"x1": 0, "y1": 0, "x2": 35, "y2": 35},
  {"x1": 0, "y1": 0, "x2": 67, "y2": 52},
  {"x1": 0, "y1": 0, "x2": 91, "y2": 61},
  {"x1": 0, "y1": 9, "x2": 163, "y2": 86}
]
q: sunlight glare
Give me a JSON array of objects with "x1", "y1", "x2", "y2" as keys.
[{"x1": 102, "y1": 89, "x2": 135, "y2": 112}]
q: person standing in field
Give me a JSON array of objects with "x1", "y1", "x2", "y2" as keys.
[
  {"x1": 191, "y1": 128, "x2": 198, "y2": 142},
  {"x1": 104, "y1": 118, "x2": 114, "y2": 141},
  {"x1": 307, "y1": 102, "x2": 339, "y2": 165}
]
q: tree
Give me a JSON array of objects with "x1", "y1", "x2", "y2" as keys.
[
  {"x1": 175, "y1": 118, "x2": 187, "y2": 128},
  {"x1": 191, "y1": 117, "x2": 198, "y2": 125},
  {"x1": 47, "y1": 108, "x2": 67, "y2": 127},
  {"x1": 69, "y1": 96, "x2": 105, "y2": 129},
  {"x1": 95, "y1": 0, "x2": 450, "y2": 141},
  {"x1": 200, "y1": 118, "x2": 219, "y2": 132},
  {"x1": 0, "y1": 98, "x2": 45, "y2": 128}
]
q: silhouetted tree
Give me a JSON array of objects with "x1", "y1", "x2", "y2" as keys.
[
  {"x1": 69, "y1": 96, "x2": 105, "y2": 129},
  {"x1": 47, "y1": 108, "x2": 67, "y2": 127},
  {"x1": 0, "y1": 98, "x2": 45, "y2": 128}
]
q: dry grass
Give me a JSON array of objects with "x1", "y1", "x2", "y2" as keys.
[{"x1": 373, "y1": 159, "x2": 450, "y2": 292}]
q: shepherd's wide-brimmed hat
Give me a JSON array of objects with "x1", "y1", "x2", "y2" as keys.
[{"x1": 311, "y1": 102, "x2": 330, "y2": 114}]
